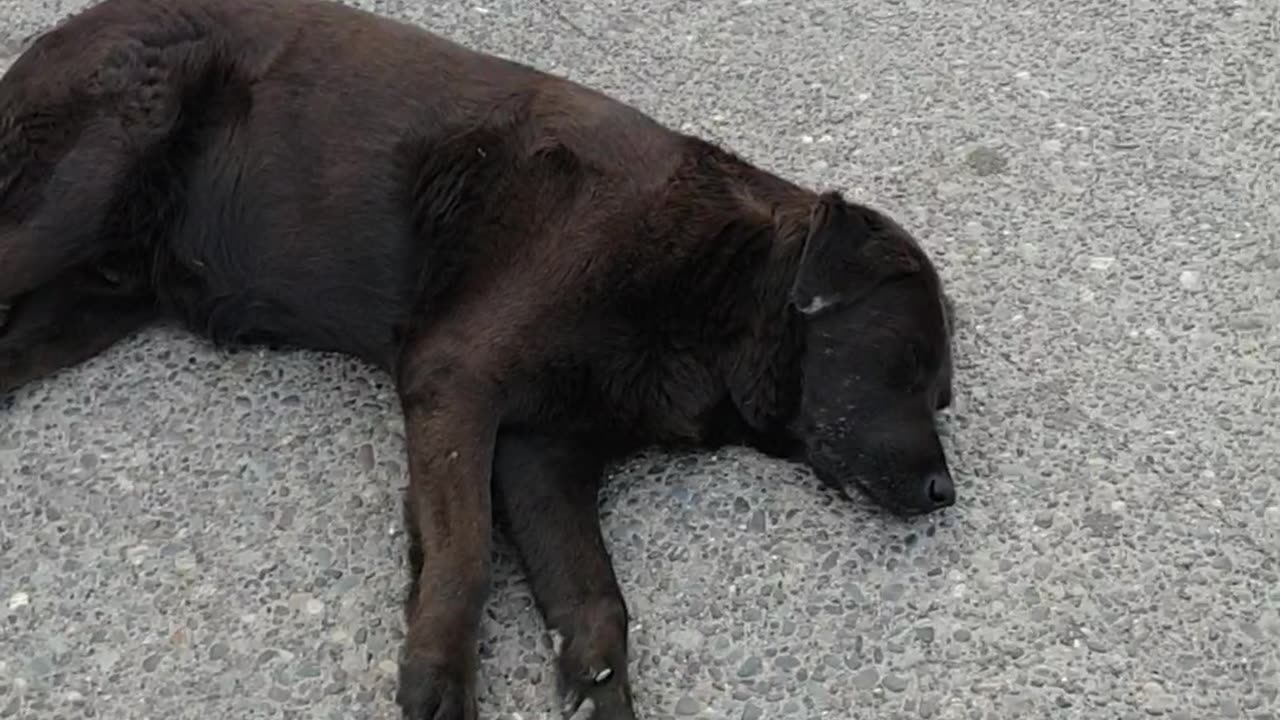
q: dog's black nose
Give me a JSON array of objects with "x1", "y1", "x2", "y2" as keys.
[{"x1": 925, "y1": 471, "x2": 956, "y2": 509}]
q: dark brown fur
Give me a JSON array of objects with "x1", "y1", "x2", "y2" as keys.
[{"x1": 0, "y1": 1, "x2": 960, "y2": 718}]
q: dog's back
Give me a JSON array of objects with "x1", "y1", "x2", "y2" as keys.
[{"x1": 1, "y1": 0, "x2": 699, "y2": 368}]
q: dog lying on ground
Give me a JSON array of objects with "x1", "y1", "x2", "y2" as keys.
[{"x1": 0, "y1": 0, "x2": 959, "y2": 717}]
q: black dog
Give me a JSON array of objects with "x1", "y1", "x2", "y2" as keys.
[{"x1": 0, "y1": 0, "x2": 958, "y2": 717}]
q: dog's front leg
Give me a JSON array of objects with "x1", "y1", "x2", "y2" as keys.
[
  {"x1": 394, "y1": 354, "x2": 499, "y2": 720},
  {"x1": 493, "y1": 430, "x2": 637, "y2": 720}
]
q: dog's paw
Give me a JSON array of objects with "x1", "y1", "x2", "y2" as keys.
[
  {"x1": 557, "y1": 653, "x2": 636, "y2": 720},
  {"x1": 560, "y1": 685, "x2": 636, "y2": 720},
  {"x1": 396, "y1": 657, "x2": 476, "y2": 720}
]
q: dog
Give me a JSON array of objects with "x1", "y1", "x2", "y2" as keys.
[{"x1": 0, "y1": 0, "x2": 959, "y2": 717}]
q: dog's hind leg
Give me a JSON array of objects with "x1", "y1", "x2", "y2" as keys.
[
  {"x1": 492, "y1": 430, "x2": 638, "y2": 720},
  {"x1": 0, "y1": 267, "x2": 157, "y2": 397}
]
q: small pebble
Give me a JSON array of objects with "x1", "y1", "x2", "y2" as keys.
[
  {"x1": 1229, "y1": 314, "x2": 1266, "y2": 331},
  {"x1": 775, "y1": 655, "x2": 801, "y2": 671},
  {"x1": 1145, "y1": 691, "x2": 1178, "y2": 714},
  {"x1": 966, "y1": 146, "x2": 1008, "y2": 175},
  {"x1": 356, "y1": 444, "x2": 375, "y2": 471},
  {"x1": 882, "y1": 674, "x2": 908, "y2": 692},
  {"x1": 737, "y1": 656, "x2": 763, "y2": 678},
  {"x1": 669, "y1": 628, "x2": 704, "y2": 650},
  {"x1": 268, "y1": 686, "x2": 291, "y2": 703},
  {"x1": 674, "y1": 695, "x2": 704, "y2": 715},
  {"x1": 851, "y1": 667, "x2": 879, "y2": 690}
]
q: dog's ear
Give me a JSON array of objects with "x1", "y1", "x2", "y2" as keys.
[{"x1": 789, "y1": 192, "x2": 921, "y2": 315}]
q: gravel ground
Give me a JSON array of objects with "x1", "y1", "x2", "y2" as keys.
[{"x1": 2, "y1": 0, "x2": 1278, "y2": 719}]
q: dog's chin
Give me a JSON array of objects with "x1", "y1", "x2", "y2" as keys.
[
  {"x1": 837, "y1": 477, "x2": 934, "y2": 519},
  {"x1": 811, "y1": 468, "x2": 897, "y2": 514}
]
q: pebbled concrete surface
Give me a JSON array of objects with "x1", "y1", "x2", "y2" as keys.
[{"x1": 2, "y1": 0, "x2": 1279, "y2": 718}]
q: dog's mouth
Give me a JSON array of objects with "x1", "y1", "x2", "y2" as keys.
[
  {"x1": 844, "y1": 478, "x2": 920, "y2": 518},
  {"x1": 813, "y1": 464, "x2": 932, "y2": 519}
]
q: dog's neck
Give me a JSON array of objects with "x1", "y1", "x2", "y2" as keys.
[{"x1": 698, "y1": 152, "x2": 816, "y2": 457}]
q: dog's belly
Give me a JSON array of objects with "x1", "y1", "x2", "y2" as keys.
[
  {"x1": 153, "y1": 142, "x2": 420, "y2": 366},
  {"x1": 157, "y1": 246, "x2": 414, "y2": 366},
  {"x1": 161, "y1": 261, "x2": 409, "y2": 366}
]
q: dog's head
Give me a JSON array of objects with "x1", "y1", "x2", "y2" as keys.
[{"x1": 785, "y1": 192, "x2": 956, "y2": 517}]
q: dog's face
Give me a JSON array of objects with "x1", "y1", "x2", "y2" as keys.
[{"x1": 787, "y1": 193, "x2": 956, "y2": 517}]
